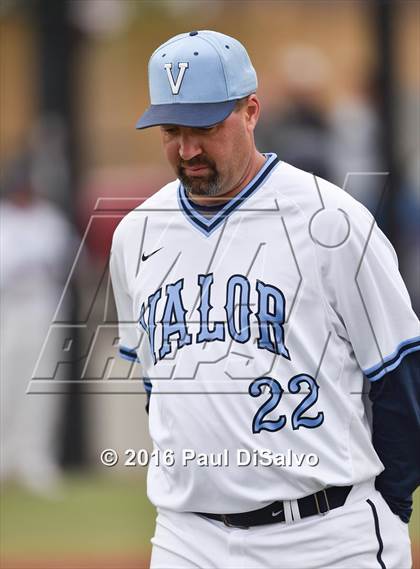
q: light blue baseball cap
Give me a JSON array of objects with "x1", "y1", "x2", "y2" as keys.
[{"x1": 136, "y1": 30, "x2": 257, "y2": 129}]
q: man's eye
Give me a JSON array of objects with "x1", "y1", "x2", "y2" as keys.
[{"x1": 162, "y1": 127, "x2": 178, "y2": 135}]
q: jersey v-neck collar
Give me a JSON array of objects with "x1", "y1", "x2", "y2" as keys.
[{"x1": 177, "y1": 153, "x2": 280, "y2": 236}]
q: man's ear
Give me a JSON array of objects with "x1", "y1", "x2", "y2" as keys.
[{"x1": 245, "y1": 94, "x2": 261, "y2": 131}]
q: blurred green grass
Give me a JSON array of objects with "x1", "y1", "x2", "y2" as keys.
[
  {"x1": 411, "y1": 489, "x2": 420, "y2": 539},
  {"x1": 0, "y1": 473, "x2": 155, "y2": 556},
  {"x1": 0, "y1": 475, "x2": 418, "y2": 558}
]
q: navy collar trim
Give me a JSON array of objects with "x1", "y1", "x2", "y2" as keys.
[{"x1": 177, "y1": 153, "x2": 279, "y2": 236}]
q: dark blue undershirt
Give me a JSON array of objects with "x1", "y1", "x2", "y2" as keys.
[{"x1": 369, "y1": 350, "x2": 420, "y2": 523}]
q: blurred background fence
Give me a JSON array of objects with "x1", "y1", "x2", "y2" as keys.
[{"x1": 0, "y1": 1, "x2": 419, "y2": 568}]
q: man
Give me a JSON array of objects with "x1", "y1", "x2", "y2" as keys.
[
  {"x1": 1, "y1": 153, "x2": 72, "y2": 495},
  {"x1": 110, "y1": 31, "x2": 419, "y2": 568}
]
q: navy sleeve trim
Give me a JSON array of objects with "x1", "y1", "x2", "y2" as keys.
[
  {"x1": 364, "y1": 336, "x2": 420, "y2": 381},
  {"x1": 118, "y1": 346, "x2": 140, "y2": 363},
  {"x1": 143, "y1": 378, "x2": 152, "y2": 394}
]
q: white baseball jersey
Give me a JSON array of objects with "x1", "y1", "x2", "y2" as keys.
[{"x1": 110, "y1": 154, "x2": 420, "y2": 514}]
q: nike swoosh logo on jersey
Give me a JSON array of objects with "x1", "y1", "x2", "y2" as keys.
[
  {"x1": 271, "y1": 509, "x2": 283, "y2": 517},
  {"x1": 142, "y1": 247, "x2": 163, "y2": 262}
]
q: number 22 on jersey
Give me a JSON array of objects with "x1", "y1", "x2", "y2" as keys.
[{"x1": 249, "y1": 374, "x2": 324, "y2": 433}]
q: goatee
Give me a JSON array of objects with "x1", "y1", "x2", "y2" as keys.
[{"x1": 177, "y1": 159, "x2": 221, "y2": 197}]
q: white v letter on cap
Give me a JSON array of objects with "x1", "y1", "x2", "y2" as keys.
[{"x1": 164, "y1": 62, "x2": 189, "y2": 95}]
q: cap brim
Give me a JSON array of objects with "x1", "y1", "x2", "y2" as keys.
[{"x1": 135, "y1": 100, "x2": 236, "y2": 130}]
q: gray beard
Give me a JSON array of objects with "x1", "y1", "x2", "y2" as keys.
[{"x1": 180, "y1": 171, "x2": 222, "y2": 197}]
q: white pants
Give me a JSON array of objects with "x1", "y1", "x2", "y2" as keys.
[
  {"x1": 150, "y1": 482, "x2": 412, "y2": 568},
  {"x1": 0, "y1": 291, "x2": 63, "y2": 488}
]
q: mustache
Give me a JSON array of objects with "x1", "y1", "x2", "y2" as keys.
[{"x1": 178, "y1": 156, "x2": 215, "y2": 170}]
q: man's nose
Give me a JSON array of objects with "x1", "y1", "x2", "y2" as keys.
[{"x1": 179, "y1": 132, "x2": 202, "y2": 161}]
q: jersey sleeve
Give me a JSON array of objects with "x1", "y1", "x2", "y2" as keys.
[
  {"x1": 109, "y1": 228, "x2": 140, "y2": 363},
  {"x1": 369, "y1": 350, "x2": 420, "y2": 522},
  {"x1": 314, "y1": 194, "x2": 420, "y2": 520},
  {"x1": 314, "y1": 199, "x2": 420, "y2": 380}
]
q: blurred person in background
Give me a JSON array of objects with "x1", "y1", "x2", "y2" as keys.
[
  {"x1": 329, "y1": 75, "x2": 419, "y2": 313},
  {"x1": 395, "y1": 90, "x2": 420, "y2": 315},
  {"x1": 256, "y1": 44, "x2": 331, "y2": 180},
  {"x1": 328, "y1": 75, "x2": 385, "y2": 211},
  {"x1": 0, "y1": 152, "x2": 73, "y2": 495}
]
